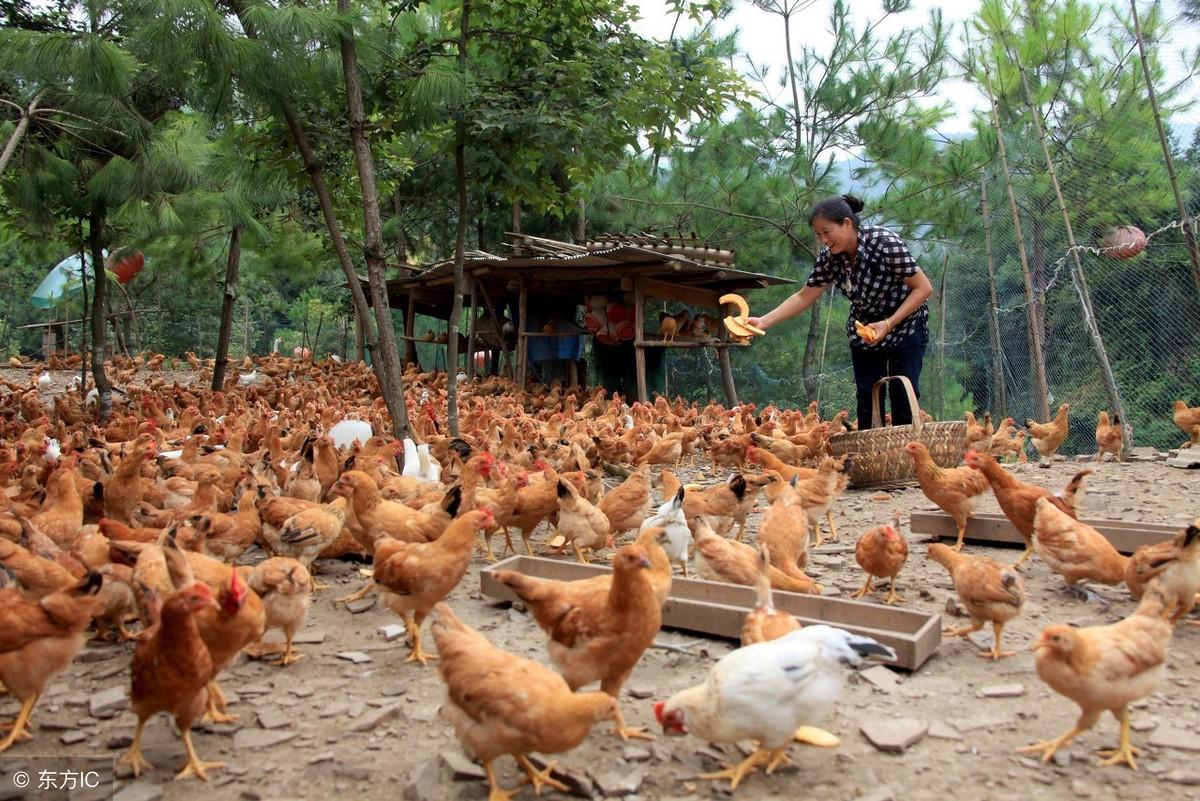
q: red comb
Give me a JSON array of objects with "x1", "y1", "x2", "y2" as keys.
[{"x1": 652, "y1": 701, "x2": 666, "y2": 724}]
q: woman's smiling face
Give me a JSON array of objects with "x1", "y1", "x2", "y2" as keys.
[{"x1": 812, "y1": 216, "x2": 857, "y2": 255}]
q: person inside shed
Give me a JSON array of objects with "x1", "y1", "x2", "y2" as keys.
[{"x1": 746, "y1": 194, "x2": 934, "y2": 430}]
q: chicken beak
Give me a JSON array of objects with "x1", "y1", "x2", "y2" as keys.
[{"x1": 638, "y1": 554, "x2": 653, "y2": 569}]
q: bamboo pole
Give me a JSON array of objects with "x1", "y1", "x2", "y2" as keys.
[
  {"x1": 1012, "y1": 51, "x2": 1132, "y2": 454},
  {"x1": 982, "y1": 65, "x2": 1051, "y2": 422},
  {"x1": 1129, "y1": 0, "x2": 1200, "y2": 293},
  {"x1": 980, "y1": 170, "x2": 1008, "y2": 416},
  {"x1": 937, "y1": 252, "x2": 948, "y2": 420}
]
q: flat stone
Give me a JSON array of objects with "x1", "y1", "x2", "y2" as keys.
[
  {"x1": 1071, "y1": 779, "x2": 1093, "y2": 797},
  {"x1": 308, "y1": 752, "x2": 335, "y2": 765},
  {"x1": 1149, "y1": 726, "x2": 1200, "y2": 751},
  {"x1": 232, "y1": 729, "x2": 298, "y2": 750},
  {"x1": 526, "y1": 755, "x2": 594, "y2": 798},
  {"x1": 77, "y1": 648, "x2": 122, "y2": 663},
  {"x1": 859, "y1": 665, "x2": 901, "y2": 693},
  {"x1": 855, "y1": 787, "x2": 895, "y2": 801},
  {"x1": 112, "y1": 784, "x2": 162, "y2": 801},
  {"x1": 346, "y1": 597, "x2": 377, "y2": 614},
  {"x1": 334, "y1": 765, "x2": 372, "y2": 782},
  {"x1": 978, "y1": 683, "x2": 1025, "y2": 699},
  {"x1": 622, "y1": 746, "x2": 652, "y2": 763},
  {"x1": 379, "y1": 624, "x2": 407, "y2": 642},
  {"x1": 256, "y1": 709, "x2": 292, "y2": 730},
  {"x1": 593, "y1": 767, "x2": 645, "y2": 797},
  {"x1": 38, "y1": 716, "x2": 76, "y2": 732},
  {"x1": 91, "y1": 662, "x2": 128, "y2": 680},
  {"x1": 289, "y1": 686, "x2": 314, "y2": 698},
  {"x1": 927, "y1": 721, "x2": 963, "y2": 741},
  {"x1": 1163, "y1": 771, "x2": 1200, "y2": 786},
  {"x1": 319, "y1": 702, "x2": 349, "y2": 718},
  {"x1": 860, "y1": 719, "x2": 928, "y2": 752},
  {"x1": 626, "y1": 687, "x2": 653, "y2": 700},
  {"x1": 336, "y1": 651, "x2": 372, "y2": 664},
  {"x1": 404, "y1": 758, "x2": 445, "y2": 801},
  {"x1": 871, "y1": 493, "x2": 893, "y2": 502},
  {"x1": 107, "y1": 734, "x2": 134, "y2": 749},
  {"x1": 348, "y1": 702, "x2": 404, "y2": 733},
  {"x1": 946, "y1": 713, "x2": 1011, "y2": 733},
  {"x1": 441, "y1": 751, "x2": 487, "y2": 780},
  {"x1": 293, "y1": 630, "x2": 327, "y2": 644},
  {"x1": 60, "y1": 730, "x2": 89, "y2": 745},
  {"x1": 820, "y1": 586, "x2": 843, "y2": 597},
  {"x1": 239, "y1": 684, "x2": 272, "y2": 695},
  {"x1": 89, "y1": 686, "x2": 128, "y2": 718}
]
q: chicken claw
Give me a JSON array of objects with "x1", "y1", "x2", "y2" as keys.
[
  {"x1": 403, "y1": 623, "x2": 438, "y2": 666},
  {"x1": 612, "y1": 707, "x2": 654, "y2": 741},
  {"x1": 334, "y1": 583, "x2": 372, "y2": 604},
  {"x1": 0, "y1": 695, "x2": 37, "y2": 752},
  {"x1": 1017, "y1": 725, "x2": 1087, "y2": 763},
  {"x1": 764, "y1": 747, "x2": 792, "y2": 774},
  {"x1": 975, "y1": 622, "x2": 1015, "y2": 660},
  {"x1": 698, "y1": 747, "x2": 769, "y2": 790},
  {"x1": 119, "y1": 721, "x2": 154, "y2": 777},
  {"x1": 517, "y1": 756, "x2": 569, "y2": 795},
  {"x1": 883, "y1": 578, "x2": 904, "y2": 605},
  {"x1": 484, "y1": 761, "x2": 520, "y2": 801},
  {"x1": 849, "y1": 577, "x2": 874, "y2": 600},
  {"x1": 174, "y1": 730, "x2": 225, "y2": 781},
  {"x1": 1095, "y1": 708, "x2": 1142, "y2": 770}
]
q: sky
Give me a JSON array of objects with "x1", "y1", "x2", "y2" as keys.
[{"x1": 632, "y1": 0, "x2": 1199, "y2": 136}]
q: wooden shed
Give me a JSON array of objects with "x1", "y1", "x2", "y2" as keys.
[{"x1": 370, "y1": 233, "x2": 794, "y2": 405}]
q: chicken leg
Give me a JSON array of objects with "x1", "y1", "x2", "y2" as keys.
[
  {"x1": 1013, "y1": 544, "x2": 1034, "y2": 569},
  {"x1": 271, "y1": 630, "x2": 303, "y2": 666},
  {"x1": 204, "y1": 681, "x2": 238, "y2": 723},
  {"x1": 484, "y1": 761, "x2": 519, "y2": 801},
  {"x1": 571, "y1": 541, "x2": 590, "y2": 564},
  {"x1": 883, "y1": 576, "x2": 904, "y2": 605},
  {"x1": 698, "y1": 746, "x2": 769, "y2": 790},
  {"x1": 174, "y1": 729, "x2": 224, "y2": 781},
  {"x1": 403, "y1": 611, "x2": 437, "y2": 666},
  {"x1": 516, "y1": 755, "x2": 570, "y2": 795},
  {"x1": 763, "y1": 747, "x2": 792, "y2": 774},
  {"x1": 825, "y1": 511, "x2": 839, "y2": 542},
  {"x1": 1095, "y1": 707, "x2": 1143, "y2": 769},
  {"x1": 0, "y1": 693, "x2": 37, "y2": 752},
  {"x1": 610, "y1": 705, "x2": 653, "y2": 741},
  {"x1": 334, "y1": 582, "x2": 373, "y2": 604},
  {"x1": 119, "y1": 719, "x2": 154, "y2": 777},
  {"x1": 952, "y1": 524, "x2": 967, "y2": 551},
  {"x1": 1018, "y1": 710, "x2": 1100, "y2": 763},
  {"x1": 977, "y1": 622, "x2": 1014, "y2": 660},
  {"x1": 943, "y1": 621, "x2": 984, "y2": 640},
  {"x1": 850, "y1": 576, "x2": 874, "y2": 600}
]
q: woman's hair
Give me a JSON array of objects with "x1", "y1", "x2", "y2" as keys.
[{"x1": 809, "y1": 194, "x2": 865, "y2": 228}]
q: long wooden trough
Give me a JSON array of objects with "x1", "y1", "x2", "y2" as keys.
[
  {"x1": 481, "y1": 555, "x2": 941, "y2": 671},
  {"x1": 909, "y1": 511, "x2": 1180, "y2": 555}
]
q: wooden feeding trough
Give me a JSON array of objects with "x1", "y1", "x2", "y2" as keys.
[
  {"x1": 909, "y1": 511, "x2": 1181, "y2": 555},
  {"x1": 480, "y1": 555, "x2": 941, "y2": 671}
]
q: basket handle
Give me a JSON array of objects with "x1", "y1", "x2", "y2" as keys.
[{"x1": 870, "y1": 375, "x2": 924, "y2": 432}]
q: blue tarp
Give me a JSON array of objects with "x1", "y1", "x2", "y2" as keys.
[{"x1": 30, "y1": 252, "x2": 106, "y2": 309}]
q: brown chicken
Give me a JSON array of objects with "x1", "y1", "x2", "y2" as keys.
[
  {"x1": 793, "y1": 456, "x2": 852, "y2": 546},
  {"x1": 1094, "y1": 412, "x2": 1124, "y2": 461},
  {"x1": 192, "y1": 488, "x2": 262, "y2": 563},
  {"x1": 1173, "y1": 400, "x2": 1200, "y2": 447},
  {"x1": 31, "y1": 460, "x2": 84, "y2": 550},
  {"x1": 1032, "y1": 497, "x2": 1128, "y2": 598},
  {"x1": 964, "y1": 451, "x2": 1088, "y2": 568},
  {"x1": 246, "y1": 557, "x2": 312, "y2": 666},
  {"x1": 0, "y1": 530, "x2": 77, "y2": 600},
  {"x1": 496, "y1": 544, "x2": 661, "y2": 740},
  {"x1": 102, "y1": 441, "x2": 155, "y2": 523},
  {"x1": 0, "y1": 571, "x2": 102, "y2": 752},
  {"x1": 1124, "y1": 523, "x2": 1200, "y2": 622},
  {"x1": 555, "y1": 478, "x2": 612, "y2": 564},
  {"x1": 372, "y1": 509, "x2": 494, "y2": 666},
  {"x1": 93, "y1": 563, "x2": 137, "y2": 641},
  {"x1": 927, "y1": 543, "x2": 1025, "y2": 660},
  {"x1": 637, "y1": 432, "x2": 684, "y2": 467},
  {"x1": 598, "y1": 464, "x2": 652, "y2": 539},
  {"x1": 431, "y1": 602, "x2": 618, "y2": 801},
  {"x1": 1018, "y1": 589, "x2": 1172, "y2": 769},
  {"x1": 120, "y1": 581, "x2": 223, "y2": 780},
  {"x1": 505, "y1": 468, "x2": 561, "y2": 554},
  {"x1": 741, "y1": 545, "x2": 802, "y2": 646},
  {"x1": 746, "y1": 446, "x2": 817, "y2": 483},
  {"x1": 275, "y1": 496, "x2": 348, "y2": 588},
  {"x1": 331, "y1": 470, "x2": 426, "y2": 552},
  {"x1": 693, "y1": 521, "x2": 819, "y2": 594},
  {"x1": 851, "y1": 514, "x2": 908, "y2": 605},
  {"x1": 756, "y1": 478, "x2": 809, "y2": 580},
  {"x1": 905, "y1": 441, "x2": 988, "y2": 551},
  {"x1": 1027, "y1": 403, "x2": 1070, "y2": 465}
]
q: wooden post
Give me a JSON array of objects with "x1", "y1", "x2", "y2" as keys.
[
  {"x1": 936, "y1": 252, "x2": 948, "y2": 420},
  {"x1": 466, "y1": 280, "x2": 477, "y2": 380},
  {"x1": 980, "y1": 170, "x2": 1008, "y2": 416},
  {"x1": 517, "y1": 278, "x2": 528, "y2": 390},
  {"x1": 1013, "y1": 51, "x2": 1132, "y2": 453},
  {"x1": 403, "y1": 293, "x2": 417, "y2": 367},
  {"x1": 354, "y1": 312, "x2": 366, "y2": 362},
  {"x1": 512, "y1": 199, "x2": 521, "y2": 235},
  {"x1": 1130, "y1": 0, "x2": 1200, "y2": 292},
  {"x1": 633, "y1": 277, "x2": 647, "y2": 402},
  {"x1": 242, "y1": 295, "x2": 250, "y2": 356},
  {"x1": 474, "y1": 278, "x2": 515, "y2": 376},
  {"x1": 983, "y1": 65, "x2": 1051, "y2": 422},
  {"x1": 718, "y1": 347, "x2": 739, "y2": 408}
]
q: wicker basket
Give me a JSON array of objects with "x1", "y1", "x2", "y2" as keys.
[{"x1": 828, "y1": 376, "x2": 967, "y2": 489}]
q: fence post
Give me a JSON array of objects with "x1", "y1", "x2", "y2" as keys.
[
  {"x1": 1012, "y1": 52, "x2": 1133, "y2": 454},
  {"x1": 982, "y1": 65, "x2": 1051, "y2": 422},
  {"x1": 980, "y1": 170, "x2": 1007, "y2": 416},
  {"x1": 1129, "y1": 0, "x2": 1200, "y2": 293},
  {"x1": 937, "y1": 252, "x2": 948, "y2": 420}
]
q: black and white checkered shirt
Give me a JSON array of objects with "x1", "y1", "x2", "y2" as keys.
[{"x1": 805, "y1": 224, "x2": 929, "y2": 348}]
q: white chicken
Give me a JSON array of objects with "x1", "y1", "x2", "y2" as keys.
[
  {"x1": 655, "y1": 626, "x2": 895, "y2": 790},
  {"x1": 641, "y1": 487, "x2": 689, "y2": 576},
  {"x1": 402, "y1": 438, "x2": 422, "y2": 478},
  {"x1": 417, "y1": 443, "x2": 441, "y2": 483},
  {"x1": 328, "y1": 418, "x2": 373, "y2": 450}
]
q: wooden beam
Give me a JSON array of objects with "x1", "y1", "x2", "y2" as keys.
[
  {"x1": 466, "y1": 280, "x2": 477, "y2": 380},
  {"x1": 480, "y1": 555, "x2": 940, "y2": 670},
  {"x1": 620, "y1": 276, "x2": 720, "y2": 309},
  {"x1": 634, "y1": 339, "x2": 746, "y2": 349},
  {"x1": 718, "y1": 346, "x2": 738, "y2": 407},
  {"x1": 517, "y1": 279, "x2": 528, "y2": 390},
  {"x1": 908, "y1": 511, "x2": 1179, "y2": 555},
  {"x1": 633, "y1": 276, "x2": 647, "y2": 402},
  {"x1": 473, "y1": 278, "x2": 514, "y2": 377}
]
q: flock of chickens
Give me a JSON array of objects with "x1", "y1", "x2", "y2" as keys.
[{"x1": 1, "y1": 353, "x2": 1199, "y2": 800}]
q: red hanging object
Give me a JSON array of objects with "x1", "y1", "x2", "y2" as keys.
[{"x1": 111, "y1": 251, "x2": 145, "y2": 284}]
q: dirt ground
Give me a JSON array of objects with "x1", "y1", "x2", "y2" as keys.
[{"x1": 2, "y1": 372, "x2": 1199, "y2": 801}]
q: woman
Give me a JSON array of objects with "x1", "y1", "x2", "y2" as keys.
[{"x1": 747, "y1": 195, "x2": 933, "y2": 430}]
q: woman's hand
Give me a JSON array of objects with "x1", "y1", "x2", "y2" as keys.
[
  {"x1": 745, "y1": 316, "x2": 768, "y2": 331},
  {"x1": 867, "y1": 320, "x2": 890, "y2": 342}
]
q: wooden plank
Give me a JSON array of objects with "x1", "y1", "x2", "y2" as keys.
[
  {"x1": 480, "y1": 555, "x2": 940, "y2": 671},
  {"x1": 517, "y1": 280, "x2": 528, "y2": 390},
  {"x1": 633, "y1": 340, "x2": 746, "y2": 349},
  {"x1": 633, "y1": 277, "x2": 647, "y2": 403},
  {"x1": 908, "y1": 511, "x2": 1180, "y2": 555},
  {"x1": 620, "y1": 276, "x2": 720, "y2": 309},
  {"x1": 466, "y1": 281, "x2": 477, "y2": 380}
]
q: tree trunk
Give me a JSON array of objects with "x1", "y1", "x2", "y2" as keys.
[
  {"x1": 88, "y1": 210, "x2": 113, "y2": 422},
  {"x1": 0, "y1": 91, "x2": 42, "y2": 178},
  {"x1": 445, "y1": 0, "x2": 471, "y2": 437},
  {"x1": 336, "y1": 0, "x2": 411, "y2": 438},
  {"x1": 225, "y1": 0, "x2": 389, "y2": 401},
  {"x1": 212, "y1": 225, "x2": 242, "y2": 391}
]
